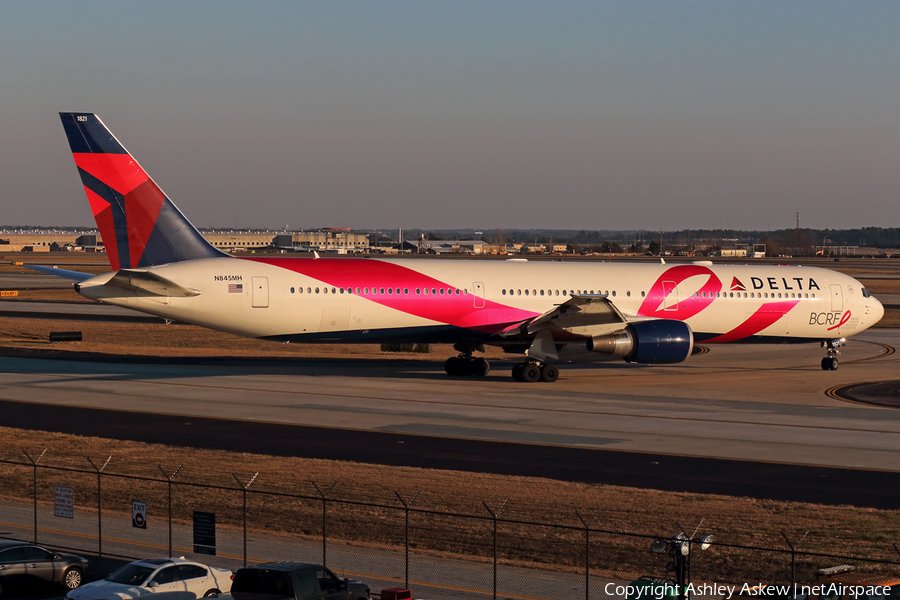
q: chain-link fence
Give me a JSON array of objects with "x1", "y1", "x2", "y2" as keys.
[{"x1": 1, "y1": 455, "x2": 898, "y2": 600}]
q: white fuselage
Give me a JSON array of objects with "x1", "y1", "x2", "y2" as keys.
[{"x1": 75, "y1": 256, "x2": 884, "y2": 352}]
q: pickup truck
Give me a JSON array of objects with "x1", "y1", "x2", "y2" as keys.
[{"x1": 216, "y1": 562, "x2": 370, "y2": 600}]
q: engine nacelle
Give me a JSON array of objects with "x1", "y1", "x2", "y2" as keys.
[{"x1": 586, "y1": 320, "x2": 693, "y2": 364}]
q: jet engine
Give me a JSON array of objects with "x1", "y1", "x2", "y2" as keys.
[{"x1": 586, "y1": 319, "x2": 693, "y2": 364}]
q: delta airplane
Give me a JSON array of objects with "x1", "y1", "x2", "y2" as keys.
[{"x1": 35, "y1": 113, "x2": 884, "y2": 382}]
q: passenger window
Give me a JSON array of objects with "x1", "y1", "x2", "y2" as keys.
[
  {"x1": 307, "y1": 287, "x2": 311, "y2": 294},
  {"x1": 612, "y1": 291, "x2": 616, "y2": 297},
  {"x1": 175, "y1": 565, "x2": 207, "y2": 581},
  {"x1": 417, "y1": 288, "x2": 421, "y2": 294},
  {"x1": 626, "y1": 291, "x2": 631, "y2": 297},
  {"x1": 317, "y1": 569, "x2": 341, "y2": 592},
  {"x1": 340, "y1": 288, "x2": 344, "y2": 294},
  {"x1": 21, "y1": 547, "x2": 53, "y2": 561},
  {"x1": 290, "y1": 287, "x2": 295, "y2": 294},
  {"x1": 151, "y1": 566, "x2": 177, "y2": 585},
  {"x1": 0, "y1": 548, "x2": 26, "y2": 562},
  {"x1": 315, "y1": 287, "x2": 320, "y2": 294}
]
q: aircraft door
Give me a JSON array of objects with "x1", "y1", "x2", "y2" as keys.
[
  {"x1": 830, "y1": 284, "x2": 843, "y2": 312},
  {"x1": 252, "y1": 277, "x2": 269, "y2": 308},
  {"x1": 662, "y1": 281, "x2": 678, "y2": 311},
  {"x1": 473, "y1": 282, "x2": 485, "y2": 308}
]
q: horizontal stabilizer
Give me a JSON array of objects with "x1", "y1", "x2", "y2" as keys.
[
  {"x1": 105, "y1": 269, "x2": 200, "y2": 298},
  {"x1": 25, "y1": 265, "x2": 95, "y2": 282}
]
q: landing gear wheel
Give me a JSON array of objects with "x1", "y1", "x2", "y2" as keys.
[
  {"x1": 540, "y1": 364, "x2": 559, "y2": 383},
  {"x1": 445, "y1": 356, "x2": 464, "y2": 376},
  {"x1": 470, "y1": 357, "x2": 490, "y2": 377},
  {"x1": 521, "y1": 362, "x2": 541, "y2": 383},
  {"x1": 511, "y1": 362, "x2": 525, "y2": 382},
  {"x1": 821, "y1": 356, "x2": 839, "y2": 371}
]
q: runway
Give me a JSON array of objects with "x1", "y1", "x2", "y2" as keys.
[{"x1": 0, "y1": 329, "x2": 899, "y2": 507}]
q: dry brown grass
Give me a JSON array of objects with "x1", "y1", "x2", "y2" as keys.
[{"x1": 855, "y1": 279, "x2": 900, "y2": 295}]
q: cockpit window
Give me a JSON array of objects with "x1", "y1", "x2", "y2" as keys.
[{"x1": 862, "y1": 288, "x2": 871, "y2": 298}]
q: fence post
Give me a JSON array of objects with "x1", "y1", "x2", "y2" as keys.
[
  {"x1": 234, "y1": 472, "x2": 259, "y2": 567},
  {"x1": 158, "y1": 464, "x2": 183, "y2": 558},
  {"x1": 576, "y1": 509, "x2": 601, "y2": 600},
  {"x1": 781, "y1": 531, "x2": 808, "y2": 597},
  {"x1": 22, "y1": 449, "x2": 46, "y2": 543},
  {"x1": 483, "y1": 499, "x2": 508, "y2": 600},
  {"x1": 87, "y1": 456, "x2": 111, "y2": 557},
  {"x1": 395, "y1": 490, "x2": 420, "y2": 589},
  {"x1": 311, "y1": 482, "x2": 337, "y2": 567}
]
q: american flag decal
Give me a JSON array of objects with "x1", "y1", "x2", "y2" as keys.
[{"x1": 228, "y1": 283, "x2": 243, "y2": 293}]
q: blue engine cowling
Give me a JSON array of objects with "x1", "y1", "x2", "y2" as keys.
[{"x1": 624, "y1": 319, "x2": 693, "y2": 364}]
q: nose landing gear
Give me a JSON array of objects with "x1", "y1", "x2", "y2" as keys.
[
  {"x1": 821, "y1": 338, "x2": 845, "y2": 371},
  {"x1": 511, "y1": 361, "x2": 559, "y2": 383}
]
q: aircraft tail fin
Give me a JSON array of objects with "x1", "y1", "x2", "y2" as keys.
[{"x1": 59, "y1": 113, "x2": 226, "y2": 270}]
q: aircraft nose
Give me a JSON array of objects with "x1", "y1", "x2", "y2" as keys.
[{"x1": 872, "y1": 298, "x2": 884, "y2": 324}]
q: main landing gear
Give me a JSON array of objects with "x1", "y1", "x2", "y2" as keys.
[
  {"x1": 511, "y1": 361, "x2": 559, "y2": 383},
  {"x1": 445, "y1": 354, "x2": 491, "y2": 377},
  {"x1": 821, "y1": 338, "x2": 845, "y2": 371}
]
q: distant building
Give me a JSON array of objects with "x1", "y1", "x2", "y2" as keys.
[{"x1": 416, "y1": 240, "x2": 489, "y2": 254}]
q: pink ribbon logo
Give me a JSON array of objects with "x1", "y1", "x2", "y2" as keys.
[{"x1": 827, "y1": 310, "x2": 851, "y2": 331}]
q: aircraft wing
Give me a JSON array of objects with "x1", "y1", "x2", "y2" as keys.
[
  {"x1": 527, "y1": 294, "x2": 628, "y2": 334},
  {"x1": 502, "y1": 294, "x2": 631, "y2": 339},
  {"x1": 500, "y1": 294, "x2": 638, "y2": 363}
]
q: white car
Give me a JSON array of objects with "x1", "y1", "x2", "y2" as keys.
[{"x1": 66, "y1": 557, "x2": 233, "y2": 600}]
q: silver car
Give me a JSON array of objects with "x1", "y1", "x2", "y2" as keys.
[{"x1": 0, "y1": 540, "x2": 88, "y2": 597}]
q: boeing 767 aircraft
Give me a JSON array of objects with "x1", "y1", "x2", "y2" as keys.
[{"x1": 34, "y1": 113, "x2": 885, "y2": 382}]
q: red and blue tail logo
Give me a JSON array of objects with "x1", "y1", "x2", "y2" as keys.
[{"x1": 60, "y1": 113, "x2": 224, "y2": 270}]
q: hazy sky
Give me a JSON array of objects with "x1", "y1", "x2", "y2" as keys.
[{"x1": 2, "y1": 2, "x2": 899, "y2": 231}]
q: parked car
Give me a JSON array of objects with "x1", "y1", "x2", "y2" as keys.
[
  {"x1": 219, "y1": 562, "x2": 370, "y2": 600},
  {"x1": 0, "y1": 540, "x2": 88, "y2": 597},
  {"x1": 65, "y1": 557, "x2": 233, "y2": 600}
]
